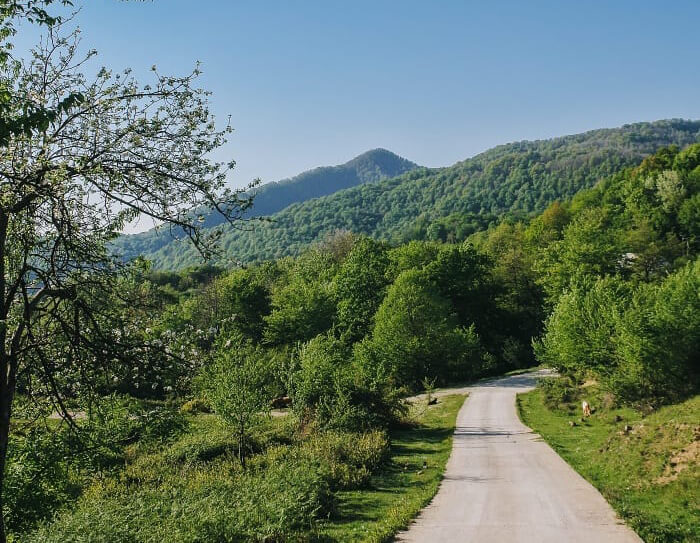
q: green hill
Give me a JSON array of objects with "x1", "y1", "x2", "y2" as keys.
[
  {"x1": 113, "y1": 148, "x2": 419, "y2": 260},
  {"x1": 132, "y1": 119, "x2": 700, "y2": 269}
]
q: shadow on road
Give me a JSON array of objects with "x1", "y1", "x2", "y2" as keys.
[
  {"x1": 472, "y1": 372, "x2": 545, "y2": 389},
  {"x1": 453, "y1": 426, "x2": 530, "y2": 437}
]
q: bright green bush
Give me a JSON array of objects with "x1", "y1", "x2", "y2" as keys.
[
  {"x1": 163, "y1": 432, "x2": 235, "y2": 466},
  {"x1": 299, "y1": 430, "x2": 389, "y2": 490},
  {"x1": 292, "y1": 332, "x2": 406, "y2": 431},
  {"x1": 537, "y1": 260, "x2": 700, "y2": 405},
  {"x1": 179, "y1": 398, "x2": 212, "y2": 414},
  {"x1": 537, "y1": 375, "x2": 582, "y2": 411},
  {"x1": 4, "y1": 427, "x2": 79, "y2": 535},
  {"x1": 5, "y1": 399, "x2": 185, "y2": 538}
]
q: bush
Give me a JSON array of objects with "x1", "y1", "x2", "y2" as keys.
[
  {"x1": 293, "y1": 333, "x2": 407, "y2": 431},
  {"x1": 164, "y1": 432, "x2": 235, "y2": 466},
  {"x1": 133, "y1": 407, "x2": 188, "y2": 444},
  {"x1": 179, "y1": 398, "x2": 212, "y2": 414},
  {"x1": 5, "y1": 400, "x2": 185, "y2": 538},
  {"x1": 4, "y1": 427, "x2": 80, "y2": 535},
  {"x1": 537, "y1": 376, "x2": 582, "y2": 411},
  {"x1": 293, "y1": 333, "x2": 350, "y2": 419},
  {"x1": 300, "y1": 430, "x2": 390, "y2": 490},
  {"x1": 536, "y1": 260, "x2": 700, "y2": 406}
]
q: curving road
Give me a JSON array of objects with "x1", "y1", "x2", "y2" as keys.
[{"x1": 397, "y1": 371, "x2": 642, "y2": 542}]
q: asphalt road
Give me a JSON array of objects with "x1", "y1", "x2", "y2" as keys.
[{"x1": 397, "y1": 371, "x2": 642, "y2": 542}]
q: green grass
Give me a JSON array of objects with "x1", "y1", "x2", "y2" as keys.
[
  {"x1": 319, "y1": 393, "x2": 466, "y2": 542},
  {"x1": 26, "y1": 398, "x2": 466, "y2": 542},
  {"x1": 518, "y1": 385, "x2": 699, "y2": 543}
]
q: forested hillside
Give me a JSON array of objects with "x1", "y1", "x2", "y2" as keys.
[
  {"x1": 113, "y1": 148, "x2": 419, "y2": 260},
  {"x1": 136, "y1": 119, "x2": 700, "y2": 269}
]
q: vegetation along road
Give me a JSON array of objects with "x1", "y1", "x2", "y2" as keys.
[{"x1": 397, "y1": 371, "x2": 642, "y2": 542}]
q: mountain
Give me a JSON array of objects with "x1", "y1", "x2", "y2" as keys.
[
  {"x1": 113, "y1": 148, "x2": 420, "y2": 260},
  {"x1": 126, "y1": 119, "x2": 700, "y2": 270},
  {"x1": 246, "y1": 148, "x2": 420, "y2": 218}
]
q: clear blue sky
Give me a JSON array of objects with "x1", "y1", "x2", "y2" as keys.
[{"x1": 17, "y1": 0, "x2": 700, "y2": 190}]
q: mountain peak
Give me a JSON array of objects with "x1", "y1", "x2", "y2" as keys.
[
  {"x1": 113, "y1": 148, "x2": 421, "y2": 260},
  {"x1": 247, "y1": 148, "x2": 420, "y2": 215}
]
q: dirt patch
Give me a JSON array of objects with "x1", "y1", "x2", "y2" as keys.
[
  {"x1": 48, "y1": 410, "x2": 86, "y2": 420},
  {"x1": 656, "y1": 439, "x2": 700, "y2": 484}
]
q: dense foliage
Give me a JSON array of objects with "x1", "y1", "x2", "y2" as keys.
[
  {"x1": 125, "y1": 119, "x2": 700, "y2": 269},
  {"x1": 533, "y1": 143, "x2": 700, "y2": 405}
]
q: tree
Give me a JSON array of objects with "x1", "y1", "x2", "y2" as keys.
[
  {"x1": 0, "y1": 19, "x2": 255, "y2": 540},
  {"x1": 334, "y1": 237, "x2": 390, "y2": 341},
  {"x1": 535, "y1": 207, "x2": 620, "y2": 304},
  {"x1": 613, "y1": 260, "x2": 700, "y2": 403},
  {"x1": 0, "y1": 1, "x2": 74, "y2": 146},
  {"x1": 425, "y1": 243, "x2": 494, "y2": 332},
  {"x1": 363, "y1": 269, "x2": 481, "y2": 388},
  {"x1": 426, "y1": 222, "x2": 447, "y2": 242},
  {"x1": 477, "y1": 222, "x2": 544, "y2": 366},
  {"x1": 386, "y1": 240, "x2": 439, "y2": 280},
  {"x1": 535, "y1": 276, "x2": 631, "y2": 376},
  {"x1": 263, "y1": 251, "x2": 336, "y2": 345},
  {"x1": 206, "y1": 338, "x2": 270, "y2": 468}
]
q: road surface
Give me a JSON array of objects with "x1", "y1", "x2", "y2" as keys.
[{"x1": 397, "y1": 370, "x2": 642, "y2": 542}]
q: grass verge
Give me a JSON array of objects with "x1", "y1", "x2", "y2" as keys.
[
  {"x1": 518, "y1": 385, "x2": 699, "y2": 543},
  {"x1": 319, "y1": 393, "x2": 466, "y2": 542}
]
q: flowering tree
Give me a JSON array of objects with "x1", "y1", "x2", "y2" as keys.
[{"x1": 0, "y1": 15, "x2": 255, "y2": 540}]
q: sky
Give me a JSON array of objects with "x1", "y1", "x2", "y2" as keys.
[{"x1": 15, "y1": 1, "x2": 700, "y2": 231}]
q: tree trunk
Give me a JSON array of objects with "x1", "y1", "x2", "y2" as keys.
[
  {"x1": 0, "y1": 369, "x2": 13, "y2": 543},
  {"x1": 0, "y1": 213, "x2": 9, "y2": 543},
  {"x1": 0, "y1": 417, "x2": 8, "y2": 543},
  {"x1": 238, "y1": 424, "x2": 246, "y2": 470}
]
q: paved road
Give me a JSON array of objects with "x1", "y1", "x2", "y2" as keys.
[{"x1": 397, "y1": 371, "x2": 642, "y2": 542}]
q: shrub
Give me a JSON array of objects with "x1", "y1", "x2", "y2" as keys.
[
  {"x1": 179, "y1": 398, "x2": 212, "y2": 414},
  {"x1": 4, "y1": 427, "x2": 80, "y2": 535},
  {"x1": 293, "y1": 333, "x2": 406, "y2": 431},
  {"x1": 164, "y1": 433, "x2": 235, "y2": 466},
  {"x1": 300, "y1": 430, "x2": 390, "y2": 489},
  {"x1": 537, "y1": 376, "x2": 582, "y2": 411},
  {"x1": 133, "y1": 407, "x2": 188, "y2": 444}
]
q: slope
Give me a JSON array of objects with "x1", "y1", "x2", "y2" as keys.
[
  {"x1": 113, "y1": 148, "x2": 419, "y2": 261},
  {"x1": 142, "y1": 119, "x2": 700, "y2": 269}
]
